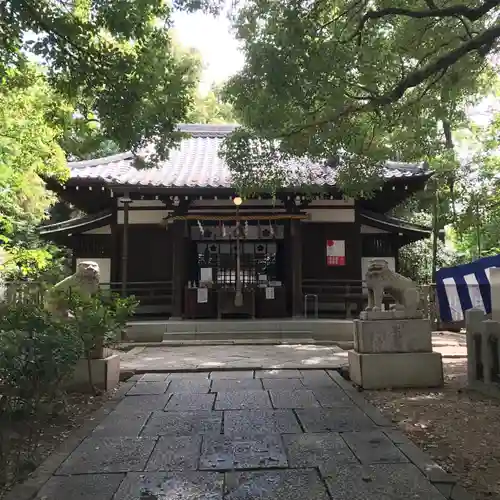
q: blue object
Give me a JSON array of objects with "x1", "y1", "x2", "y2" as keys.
[{"x1": 436, "y1": 255, "x2": 500, "y2": 323}]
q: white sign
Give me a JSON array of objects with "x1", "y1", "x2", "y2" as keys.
[
  {"x1": 326, "y1": 240, "x2": 346, "y2": 266},
  {"x1": 200, "y1": 267, "x2": 212, "y2": 283},
  {"x1": 197, "y1": 287, "x2": 208, "y2": 304},
  {"x1": 265, "y1": 287, "x2": 275, "y2": 300}
]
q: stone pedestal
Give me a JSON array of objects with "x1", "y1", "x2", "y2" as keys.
[
  {"x1": 67, "y1": 354, "x2": 121, "y2": 393},
  {"x1": 349, "y1": 314, "x2": 443, "y2": 389},
  {"x1": 349, "y1": 351, "x2": 443, "y2": 389}
]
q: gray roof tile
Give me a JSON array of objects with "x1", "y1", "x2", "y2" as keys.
[{"x1": 67, "y1": 124, "x2": 429, "y2": 189}]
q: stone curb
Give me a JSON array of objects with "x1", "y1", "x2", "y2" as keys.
[
  {"x1": 327, "y1": 371, "x2": 474, "y2": 500},
  {"x1": 124, "y1": 365, "x2": 349, "y2": 374},
  {"x1": 3, "y1": 375, "x2": 141, "y2": 500}
]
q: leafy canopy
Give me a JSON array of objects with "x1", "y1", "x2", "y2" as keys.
[
  {"x1": 222, "y1": 0, "x2": 500, "y2": 195},
  {"x1": 1, "y1": 0, "x2": 222, "y2": 158}
]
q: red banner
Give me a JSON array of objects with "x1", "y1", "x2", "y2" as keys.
[{"x1": 326, "y1": 240, "x2": 346, "y2": 266}]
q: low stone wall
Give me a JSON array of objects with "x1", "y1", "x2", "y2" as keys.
[{"x1": 465, "y1": 308, "x2": 500, "y2": 396}]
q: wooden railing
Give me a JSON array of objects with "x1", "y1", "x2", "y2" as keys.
[
  {"x1": 302, "y1": 279, "x2": 376, "y2": 318},
  {"x1": 108, "y1": 281, "x2": 173, "y2": 316},
  {"x1": 301, "y1": 279, "x2": 433, "y2": 319}
]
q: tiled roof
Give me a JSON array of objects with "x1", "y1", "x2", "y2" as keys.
[{"x1": 67, "y1": 124, "x2": 430, "y2": 189}]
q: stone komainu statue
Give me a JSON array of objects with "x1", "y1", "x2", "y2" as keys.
[
  {"x1": 45, "y1": 261, "x2": 100, "y2": 317},
  {"x1": 364, "y1": 259, "x2": 421, "y2": 316}
]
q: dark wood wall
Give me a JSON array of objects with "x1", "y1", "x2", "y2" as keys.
[
  {"x1": 115, "y1": 225, "x2": 173, "y2": 283},
  {"x1": 302, "y1": 222, "x2": 362, "y2": 281}
]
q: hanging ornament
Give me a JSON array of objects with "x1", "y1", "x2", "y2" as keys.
[
  {"x1": 222, "y1": 221, "x2": 226, "y2": 238},
  {"x1": 197, "y1": 220, "x2": 204, "y2": 236},
  {"x1": 269, "y1": 221, "x2": 275, "y2": 237},
  {"x1": 244, "y1": 220, "x2": 249, "y2": 237}
]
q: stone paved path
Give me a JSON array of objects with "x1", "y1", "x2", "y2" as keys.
[
  {"x1": 25, "y1": 369, "x2": 464, "y2": 500},
  {"x1": 121, "y1": 344, "x2": 349, "y2": 372},
  {"x1": 120, "y1": 333, "x2": 466, "y2": 374}
]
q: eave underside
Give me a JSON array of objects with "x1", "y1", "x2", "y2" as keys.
[
  {"x1": 359, "y1": 209, "x2": 440, "y2": 244},
  {"x1": 39, "y1": 210, "x2": 113, "y2": 243}
]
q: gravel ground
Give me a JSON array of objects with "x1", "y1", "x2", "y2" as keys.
[{"x1": 364, "y1": 358, "x2": 500, "y2": 500}]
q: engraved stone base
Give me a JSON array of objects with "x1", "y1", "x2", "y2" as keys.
[
  {"x1": 348, "y1": 351, "x2": 443, "y2": 389},
  {"x1": 359, "y1": 310, "x2": 425, "y2": 321},
  {"x1": 354, "y1": 318, "x2": 432, "y2": 354}
]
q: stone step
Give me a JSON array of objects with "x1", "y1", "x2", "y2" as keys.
[
  {"x1": 162, "y1": 330, "x2": 312, "y2": 341},
  {"x1": 160, "y1": 338, "x2": 317, "y2": 346}
]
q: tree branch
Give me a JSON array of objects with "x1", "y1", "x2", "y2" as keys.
[
  {"x1": 360, "y1": 0, "x2": 500, "y2": 25},
  {"x1": 283, "y1": 22, "x2": 500, "y2": 138}
]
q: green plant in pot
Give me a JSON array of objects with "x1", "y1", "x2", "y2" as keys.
[{"x1": 64, "y1": 290, "x2": 138, "y2": 393}]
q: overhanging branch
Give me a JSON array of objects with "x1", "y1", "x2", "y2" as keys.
[{"x1": 283, "y1": 22, "x2": 500, "y2": 138}]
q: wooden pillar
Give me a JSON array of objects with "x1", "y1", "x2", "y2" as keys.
[
  {"x1": 120, "y1": 195, "x2": 131, "y2": 297},
  {"x1": 171, "y1": 220, "x2": 187, "y2": 319},
  {"x1": 110, "y1": 204, "x2": 118, "y2": 285},
  {"x1": 291, "y1": 219, "x2": 303, "y2": 317}
]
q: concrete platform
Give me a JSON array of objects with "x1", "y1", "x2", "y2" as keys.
[{"x1": 126, "y1": 318, "x2": 354, "y2": 345}]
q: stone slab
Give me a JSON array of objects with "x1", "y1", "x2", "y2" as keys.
[
  {"x1": 295, "y1": 407, "x2": 376, "y2": 433},
  {"x1": 138, "y1": 373, "x2": 169, "y2": 382},
  {"x1": 283, "y1": 433, "x2": 358, "y2": 468},
  {"x1": 121, "y1": 345, "x2": 348, "y2": 372},
  {"x1": 56, "y1": 436, "x2": 157, "y2": 474},
  {"x1": 300, "y1": 372, "x2": 339, "y2": 388},
  {"x1": 113, "y1": 394, "x2": 170, "y2": 414},
  {"x1": 168, "y1": 371, "x2": 210, "y2": 379},
  {"x1": 35, "y1": 473, "x2": 125, "y2": 500},
  {"x1": 126, "y1": 381, "x2": 170, "y2": 395},
  {"x1": 354, "y1": 318, "x2": 432, "y2": 354},
  {"x1": 210, "y1": 370, "x2": 255, "y2": 379},
  {"x1": 200, "y1": 434, "x2": 288, "y2": 470},
  {"x1": 269, "y1": 389, "x2": 320, "y2": 409},
  {"x1": 113, "y1": 471, "x2": 223, "y2": 500},
  {"x1": 341, "y1": 431, "x2": 410, "y2": 464},
  {"x1": 224, "y1": 469, "x2": 331, "y2": 500},
  {"x1": 145, "y1": 435, "x2": 202, "y2": 471},
  {"x1": 348, "y1": 351, "x2": 444, "y2": 389},
  {"x1": 215, "y1": 391, "x2": 272, "y2": 410},
  {"x1": 166, "y1": 393, "x2": 216, "y2": 411},
  {"x1": 91, "y1": 410, "x2": 151, "y2": 437},
  {"x1": 321, "y1": 463, "x2": 446, "y2": 500},
  {"x1": 311, "y1": 388, "x2": 356, "y2": 408},
  {"x1": 223, "y1": 409, "x2": 302, "y2": 436},
  {"x1": 255, "y1": 369, "x2": 302, "y2": 378},
  {"x1": 141, "y1": 410, "x2": 222, "y2": 436},
  {"x1": 261, "y1": 378, "x2": 304, "y2": 390},
  {"x1": 211, "y1": 379, "x2": 263, "y2": 392},
  {"x1": 167, "y1": 379, "x2": 212, "y2": 393}
]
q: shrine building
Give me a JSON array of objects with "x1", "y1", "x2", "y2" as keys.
[{"x1": 40, "y1": 124, "x2": 434, "y2": 320}]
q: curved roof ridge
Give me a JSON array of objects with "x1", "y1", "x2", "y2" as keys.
[{"x1": 68, "y1": 152, "x2": 134, "y2": 169}]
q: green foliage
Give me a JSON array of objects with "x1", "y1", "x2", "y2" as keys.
[
  {"x1": 2, "y1": 0, "x2": 211, "y2": 158},
  {"x1": 399, "y1": 239, "x2": 457, "y2": 284},
  {"x1": 0, "y1": 66, "x2": 68, "y2": 242},
  {"x1": 0, "y1": 303, "x2": 82, "y2": 408},
  {"x1": 65, "y1": 290, "x2": 138, "y2": 355},
  {"x1": 222, "y1": 0, "x2": 498, "y2": 195},
  {"x1": 188, "y1": 84, "x2": 238, "y2": 124},
  {"x1": 0, "y1": 245, "x2": 70, "y2": 282}
]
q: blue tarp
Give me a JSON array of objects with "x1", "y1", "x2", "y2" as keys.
[{"x1": 436, "y1": 255, "x2": 500, "y2": 323}]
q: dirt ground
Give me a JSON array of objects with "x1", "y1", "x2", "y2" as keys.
[
  {"x1": 365, "y1": 357, "x2": 500, "y2": 500},
  {"x1": 0, "y1": 388, "x2": 118, "y2": 498}
]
